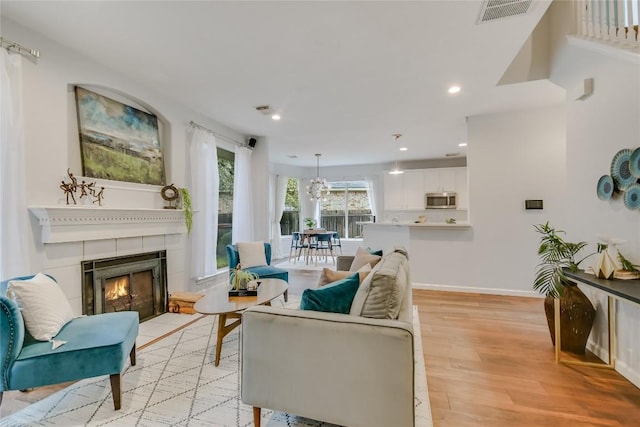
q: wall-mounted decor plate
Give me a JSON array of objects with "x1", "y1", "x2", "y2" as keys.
[
  {"x1": 623, "y1": 183, "x2": 640, "y2": 210},
  {"x1": 629, "y1": 147, "x2": 640, "y2": 179},
  {"x1": 611, "y1": 148, "x2": 634, "y2": 190},
  {"x1": 596, "y1": 175, "x2": 614, "y2": 201}
]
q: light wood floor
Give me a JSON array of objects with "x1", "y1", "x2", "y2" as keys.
[
  {"x1": 415, "y1": 290, "x2": 640, "y2": 426},
  {"x1": 3, "y1": 269, "x2": 640, "y2": 426}
]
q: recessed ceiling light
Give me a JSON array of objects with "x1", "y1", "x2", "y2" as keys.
[
  {"x1": 448, "y1": 86, "x2": 461, "y2": 94},
  {"x1": 400, "y1": 147, "x2": 408, "y2": 151},
  {"x1": 389, "y1": 169, "x2": 404, "y2": 175},
  {"x1": 458, "y1": 142, "x2": 467, "y2": 147},
  {"x1": 271, "y1": 114, "x2": 281, "y2": 120}
]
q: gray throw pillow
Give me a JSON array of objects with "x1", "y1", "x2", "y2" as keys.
[{"x1": 350, "y1": 251, "x2": 409, "y2": 319}]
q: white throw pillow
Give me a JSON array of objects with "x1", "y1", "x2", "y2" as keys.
[
  {"x1": 349, "y1": 247, "x2": 382, "y2": 272},
  {"x1": 7, "y1": 273, "x2": 74, "y2": 341},
  {"x1": 237, "y1": 241, "x2": 267, "y2": 268}
]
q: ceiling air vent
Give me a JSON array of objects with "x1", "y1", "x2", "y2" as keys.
[{"x1": 477, "y1": 0, "x2": 533, "y2": 24}]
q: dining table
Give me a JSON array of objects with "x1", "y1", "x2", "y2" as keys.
[{"x1": 300, "y1": 228, "x2": 328, "y2": 264}]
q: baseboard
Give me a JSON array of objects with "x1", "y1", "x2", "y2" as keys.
[
  {"x1": 615, "y1": 360, "x2": 640, "y2": 390},
  {"x1": 586, "y1": 341, "x2": 609, "y2": 364},
  {"x1": 412, "y1": 282, "x2": 541, "y2": 298},
  {"x1": 587, "y1": 342, "x2": 640, "y2": 389}
]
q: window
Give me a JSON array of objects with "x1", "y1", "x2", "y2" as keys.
[
  {"x1": 217, "y1": 148, "x2": 234, "y2": 268},
  {"x1": 280, "y1": 178, "x2": 300, "y2": 236},
  {"x1": 320, "y1": 181, "x2": 372, "y2": 239}
]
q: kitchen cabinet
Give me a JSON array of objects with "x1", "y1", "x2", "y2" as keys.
[
  {"x1": 384, "y1": 170, "x2": 424, "y2": 210},
  {"x1": 384, "y1": 166, "x2": 468, "y2": 211},
  {"x1": 423, "y1": 168, "x2": 457, "y2": 192},
  {"x1": 454, "y1": 167, "x2": 468, "y2": 210}
]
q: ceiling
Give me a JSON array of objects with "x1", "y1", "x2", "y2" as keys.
[{"x1": 1, "y1": 1, "x2": 565, "y2": 167}]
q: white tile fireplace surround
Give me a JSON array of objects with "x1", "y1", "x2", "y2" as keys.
[{"x1": 29, "y1": 206, "x2": 187, "y2": 316}]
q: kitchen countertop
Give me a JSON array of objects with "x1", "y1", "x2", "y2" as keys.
[{"x1": 362, "y1": 221, "x2": 472, "y2": 229}]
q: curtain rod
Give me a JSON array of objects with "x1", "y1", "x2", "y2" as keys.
[
  {"x1": 0, "y1": 37, "x2": 40, "y2": 59},
  {"x1": 188, "y1": 120, "x2": 246, "y2": 148}
]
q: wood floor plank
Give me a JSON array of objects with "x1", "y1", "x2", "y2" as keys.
[{"x1": 416, "y1": 289, "x2": 640, "y2": 427}]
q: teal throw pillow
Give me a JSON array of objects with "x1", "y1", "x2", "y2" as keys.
[
  {"x1": 300, "y1": 273, "x2": 360, "y2": 314},
  {"x1": 367, "y1": 247, "x2": 383, "y2": 257}
]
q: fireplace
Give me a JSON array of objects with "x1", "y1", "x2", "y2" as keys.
[{"x1": 82, "y1": 251, "x2": 167, "y2": 322}]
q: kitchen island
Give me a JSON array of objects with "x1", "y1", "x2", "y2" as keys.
[
  {"x1": 362, "y1": 221, "x2": 474, "y2": 288},
  {"x1": 362, "y1": 221, "x2": 472, "y2": 249}
]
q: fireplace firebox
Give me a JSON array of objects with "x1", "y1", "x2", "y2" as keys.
[{"x1": 82, "y1": 251, "x2": 167, "y2": 322}]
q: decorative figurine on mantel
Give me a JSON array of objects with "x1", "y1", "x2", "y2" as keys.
[{"x1": 59, "y1": 168, "x2": 104, "y2": 206}]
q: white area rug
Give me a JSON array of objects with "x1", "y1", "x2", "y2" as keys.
[
  {"x1": 275, "y1": 258, "x2": 338, "y2": 272},
  {"x1": 1, "y1": 308, "x2": 432, "y2": 427}
]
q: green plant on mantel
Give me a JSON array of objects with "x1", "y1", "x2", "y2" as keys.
[
  {"x1": 181, "y1": 187, "x2": 193, "y2": 236},
  {"x1": 533, "y1": 222, "x2": 594, "y2": 298}
]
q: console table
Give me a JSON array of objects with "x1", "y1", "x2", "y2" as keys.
[{"x1": 556, "y1": 270, "x2": 640, "y2": 368}]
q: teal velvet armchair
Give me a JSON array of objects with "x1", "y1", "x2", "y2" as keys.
[
  {"x1": 226, "y1": 243, "x2": 289, "y2": 301},
  {"x1": 0, "y1": 275, "x2": 139, "y2": 410}
]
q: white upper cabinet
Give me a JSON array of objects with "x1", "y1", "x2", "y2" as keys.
[
  {"x1": 423, "y1": 167, "x2": 457, "y2": 192},
  {"x1": 384, "y1": 167, "x2": 468, "y2": 211},
  {"x1": 384, "y1": 173, "x2": 405, "y2": 210},
  {"x1": 383, "y1": 170, "x2": 424, "y2": 210},
  {"x1": 454, "y1": 167, "x2": 468, "y2": 210},
  {"x1": 403, "y1": 170, "x2": 425, "y2": 210}
]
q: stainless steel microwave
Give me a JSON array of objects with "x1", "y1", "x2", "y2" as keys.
[{"x1": 425, "y1": 192, "x2": 457, "y2": 209}]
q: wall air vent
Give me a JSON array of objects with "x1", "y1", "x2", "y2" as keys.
[{"x1": 477, "y1": 0, "x2": 533, "y2": 24}]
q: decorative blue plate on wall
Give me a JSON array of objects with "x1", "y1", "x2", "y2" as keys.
[
  {"x1": 611, "y1": 148, "x2": 634, "y2": 190},
  {"x1": 630, "y1": 147, "x2": 640, "y2": 178},
  {"x1": 596, "y1": 175, "x2": 614, "y2": 200},
  {"x1": 623, "y1": 183, "x2": 640, "y2": 210}
]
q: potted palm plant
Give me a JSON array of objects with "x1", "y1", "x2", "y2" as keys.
[{"x1": 533, "y1": 222, "x2": 596, "y2": 354}]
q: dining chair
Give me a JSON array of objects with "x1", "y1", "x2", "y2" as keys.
[
  {"x1": 331, "y1": 232, "x2": 343, "y2": 255},
  {"x1": 312, "y1": 233, "x2": 334, "y2": 266},
  {"x1": 289, "y1": 232, "x2": 308, "y2": 263}
]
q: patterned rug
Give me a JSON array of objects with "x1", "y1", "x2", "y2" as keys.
[{"x1": 1, "y1": 308, "x2": 432, "y2": 427}]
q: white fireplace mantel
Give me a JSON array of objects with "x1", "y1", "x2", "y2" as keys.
[{"x1": 29, "y1": 206, "x2": 186, "y2": 243}]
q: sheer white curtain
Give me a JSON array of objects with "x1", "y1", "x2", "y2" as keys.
[
  {"x1": 188, "y1": 128, "x2": 218, "y2": 279},
  {"x1": 298, "y1": 178, "x2": 316, "y2": 228},
  {"x1": 232, "y1": 146, "x2": 253, "y2": 243},
  {"x1": 271, "y1": 175, "x2": 288, "y2": 259},
  {"x1": 365, "y1": 176, "x2": 379, "y2": 222},
  {"x1": 0, "y1": 50, "x2": 29, "y2": 279}
]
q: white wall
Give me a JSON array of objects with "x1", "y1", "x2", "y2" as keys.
[
  {"x1": 546, "y1": 0, "x2": 640, "y2": 388},
  {"x1": 3, "y1": 17, "x2": 269, "y2": 294},
  {"x1": 408, "y1": 105, "x2": 567, "y2": 296}
]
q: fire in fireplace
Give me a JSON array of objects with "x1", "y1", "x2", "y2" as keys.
[{"x1": 82, "y1": 251, "x2": 167, "y2": 322}]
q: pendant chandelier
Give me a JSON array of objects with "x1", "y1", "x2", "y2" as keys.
[{"x1": 307, "y1": 153, "x2": 330, "y2": 201}]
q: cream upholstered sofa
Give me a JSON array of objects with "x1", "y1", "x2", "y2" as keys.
[{"x1": 241, "y1": 248, "x2": 414, "y2": 427}]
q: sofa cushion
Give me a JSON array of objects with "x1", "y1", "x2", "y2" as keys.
[
  {"x1": 318, "y1": 263, "x2": 371, "y2": 287},
  {"x1": 349, "y1": 247, "x2": 382, "y2": 272},
  {"x1": 300, "y1": 273, "x2": 360, "y2": 314},
  {"x1": 350, "y1": 250, "x2": 409, "y2": 319},
  {"x1": 237, "y1": 241, "x2": 267, "y2": 268},
  {"x1": 367, "y1": 247, "x2": 383, "y2": 257},
  {"x1": 7, "y1": 273, "x2": 74, "y2": 341}
]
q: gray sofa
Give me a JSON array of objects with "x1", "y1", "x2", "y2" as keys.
[{"x1": 241, "y1": 248, "x2": 414, "y2": 427}]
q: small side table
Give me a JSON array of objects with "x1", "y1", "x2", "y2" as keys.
[{"x1": 557, "y1": 270, "x2": 640, "y2": 369}]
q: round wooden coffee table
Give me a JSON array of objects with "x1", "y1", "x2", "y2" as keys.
[{"x1": 194, "y1": 278, "x2": 288, "y2": 366}]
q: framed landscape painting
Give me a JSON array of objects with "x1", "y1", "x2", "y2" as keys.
[{"x1": 74, "y1": 86, "x2": 166, "y2": 185}]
